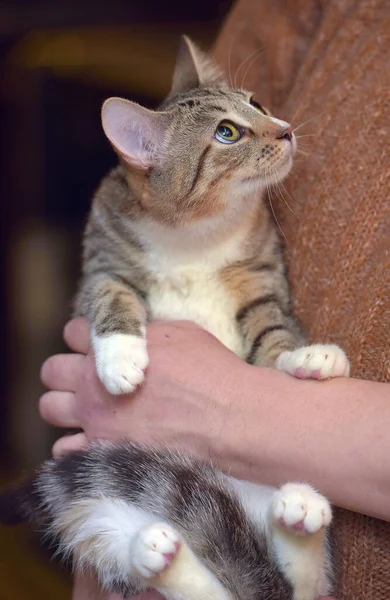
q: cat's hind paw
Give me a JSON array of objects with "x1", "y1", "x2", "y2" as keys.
[
  {"x1": 272, "y1": 483, "x2": 332, "y2": 536},
  {"x1": 276, "y1": 344, "x2": 350, "y2": 380},
  {"x1": 93, "y1": 332, "x2": 149, "y2": 395},
  {"x1": 131, "y1": 523, "x2": 181, "y2": 579}
]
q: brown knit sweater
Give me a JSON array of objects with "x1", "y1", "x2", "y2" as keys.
[{"x1": 214, "y1": 0, "x2": 390, "y2": 597}]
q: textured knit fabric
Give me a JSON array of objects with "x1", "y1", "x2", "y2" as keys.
[{"x1": 214, "y1": 1, "x2": 389, "y2": 598}]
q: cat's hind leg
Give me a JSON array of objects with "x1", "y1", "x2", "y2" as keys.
[
  {"x1": 227, "y1": 478, "x2": 334, "y2": 600},
  {"x1": 52, "y1": 497, "x2": 155, "y2": 594},
  {"x1": 136, "y1": 523, "x2": 230, "y2": 600},
  {"x1": 52, "y1": 496, "x2": 229, "y2": 600},
  {"x1": 269, "y1": 483, "x2": 333, "y2": 600}
]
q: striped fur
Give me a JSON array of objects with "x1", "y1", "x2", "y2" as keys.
[
  {"x1": 74, "y1": 36, "x2": 311, "y2": 394},
  {"x1": 0, "y1": 443, "x2": 334, "y2": 599},
  {"x1": 0, "y1": 37, "x2": 344, "y2": 600}
]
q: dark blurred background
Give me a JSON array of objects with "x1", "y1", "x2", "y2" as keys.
[{"x1": 0, "y1": 1, "x2": 233, "y2": 596}]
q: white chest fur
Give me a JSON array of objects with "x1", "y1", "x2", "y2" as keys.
[
  {"x1": 139, "y1": 219, "x2": 249, "y2": 358},
  {"x1": 148, "y1": 266, "x2": 244, "y2": 357}
]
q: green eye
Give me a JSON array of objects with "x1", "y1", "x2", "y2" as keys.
[
  {"x1": 215, "y1": 121, "x2": 241, "y2": 144},
  {"x1": 250, "y1": 98, "x2": 266, "y2": 115}
]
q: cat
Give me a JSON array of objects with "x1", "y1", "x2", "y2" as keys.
[
  {"x1": 0, "y1": 36, "x2": 348, "y2": 600},
  {"x1": 0, "y1": 442, "x2": 334, "y2": 600},
  {"x1": 73, "y1": 35, "x2": 350, "y2": 395}
]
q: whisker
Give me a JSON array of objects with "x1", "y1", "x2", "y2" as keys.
[
  {"x1": 234, "y1": 47, "x2": 264, "y2": 89},
  {"x1": 289, "y1": 103, "x2": 307, "y2": 129},
  {"x1": 227, "y1": 35, "x2": 235, "y2": 88},
  {"x1": 293, "y1": 111, "x2": 326, "y2": 134},
  {"x1": 278, "y1": 180, "x2": 296, "y2": 203},
  {"x1": 240, "y1": 48, "x2": 265, "y2": 89},
  {"x1": 296, "y1": 132, "x2": 338, "y2": 140},
  {"x1": 275, "y1": 180, "x2": 300, "y2": 219},
  {"x1": 296, "y1": 148, "x2": 312, "y2": 157},
  {"x1": 296, "y1": 142, "x2": 322, "y2": 155},
  {"x1": 265, "y1": 172, "x2": 288, "y2": 243},
  {"x1": 296, "y1": 148, "x2": 322, "y2": 165},
  {"x1": 275, "y1": 176, "x2": 300, "y2": 211}
]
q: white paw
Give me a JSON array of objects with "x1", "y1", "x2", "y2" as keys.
[
  {"x1": 93, "y1": 332, "x2": 149, "y2": 395},
  {"x1": 272, "y1": 483, "x2": 332, "y2": 535},
  {"x1": 131, "y1": 523, "x2": 181, "y2": 579},
  {"x1": 276, "y1": 344, "x2": 350, "y2": 380}
]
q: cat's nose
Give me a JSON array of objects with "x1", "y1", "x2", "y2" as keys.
[{"x1": 277, "y1": 125, "x2": 293, "y2": 142}]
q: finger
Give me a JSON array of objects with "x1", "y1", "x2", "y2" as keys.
[
  {"x1": 52, "y1": 432, "x2": 88, "y2": 458},
  {"x1": 64, "y1": 317, "x2": 90, "y2": 354},
  {"x1": 40, "y1": 353, "x2": 85, "y2": 392},
  {"x1": 39, "y1": 391, "x2": 79, "y2": 428}
]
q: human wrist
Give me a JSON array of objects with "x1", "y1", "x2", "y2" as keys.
[
  {"x1": 216, "y1": 369, "x2": 390, "y2": 519},
  {"x1": 172, "y1": 353, "x2": 249, "y2": 464},
  {"x1": 209, "y1": 361, "x2": 276, "y2": 477},
  {"x1": 212, "y1": 364, "x2": 325, "y2": 483}
]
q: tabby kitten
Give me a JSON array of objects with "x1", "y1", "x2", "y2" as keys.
[
  {"x1": 74, "y1": 36, "x2": 350, "y2": 395},
  {"x1": 0, "y1": 442, "x2": 334, "y2": 600},
  {"x1": 0, "y1": 37, "x2": 346, "y2": 600}
]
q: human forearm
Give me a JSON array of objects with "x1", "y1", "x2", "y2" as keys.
[
  {"x1": 40, "y1": 319, "x2": 390, "y2": 523},
  {"x1": 217, "y1": 368, "x2": 390, "y2": 521}
]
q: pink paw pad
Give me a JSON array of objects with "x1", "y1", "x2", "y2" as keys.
[
  {"x1": 161, "y1": 540, "x2": 181, "y2": 567},
  {"x1": 294, "y1": 367, "x2": 322, "y2": 379},
  {"x1": 133, "y1": 523, "x2": 182, "y2": 578},
  {"x1": 279, "y1": 516, "x2": 306, "y2": 532},
  {"x1": 162, "y1": 552, "x2": 175, "y2": 567}
]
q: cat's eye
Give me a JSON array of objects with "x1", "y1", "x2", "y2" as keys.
[
  {"x1": 215, "y1": 121, "x2": 242, "y2": 144},
  {"x1": 250, "y1": 98, "x2": 266, "y2": 115}
]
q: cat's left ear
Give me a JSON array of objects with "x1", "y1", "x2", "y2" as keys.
[
  {"x1": 169, "y1": 35, "x2": 225, "y2": 96},
  {"x1": 101, "y1": 98, "x2": 170, "y2": 170}
]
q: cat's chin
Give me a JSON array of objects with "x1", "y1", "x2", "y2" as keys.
[
  {"x1": 240, "y1": 159, "x2": 293, "y2": 192},
  {"x1": 265, "y1": 158, "x2": 294, "y2": 185}
]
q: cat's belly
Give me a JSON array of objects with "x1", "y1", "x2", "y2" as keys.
[{"x1": 148, "y1": 275, "x2": 245, "y2": 359}]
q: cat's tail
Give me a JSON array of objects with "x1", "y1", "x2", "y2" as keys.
[{"x1": 0, "y1": 475, "x2": 42, "y2": 525}]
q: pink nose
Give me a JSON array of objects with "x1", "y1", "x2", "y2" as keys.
[{"x1": 277, "y1": 125, "x2": 293, "y2": 142}]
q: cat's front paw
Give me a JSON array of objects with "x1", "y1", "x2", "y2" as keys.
[
  {"x1": 131, "y1": 523, "x2": 181, "y2": 579},
  {"x1": 272, "y1": 483, "x2": 332, "y2": 536},
  {"x1": 93, "y1": 333, "x2": 149, "y2": 395},
  {"x1": 276, "y1": 344, "x2": 350, "y2": 380}
]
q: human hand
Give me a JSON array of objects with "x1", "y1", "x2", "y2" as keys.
[{"x1": 40, "y1": 317, "x2": 252, "y2": 460}]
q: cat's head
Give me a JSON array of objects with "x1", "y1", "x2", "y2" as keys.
[{"x1": 101, "y1": 36, "x2": 296, "y2": 226}]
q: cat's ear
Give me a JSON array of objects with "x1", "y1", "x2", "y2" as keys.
[
  {"x1": 169, "y1": 35, "x2": 225, "y2": 96},
  {"x1": 101, "y1": 98, "x2": 170, "y2": 170}
]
